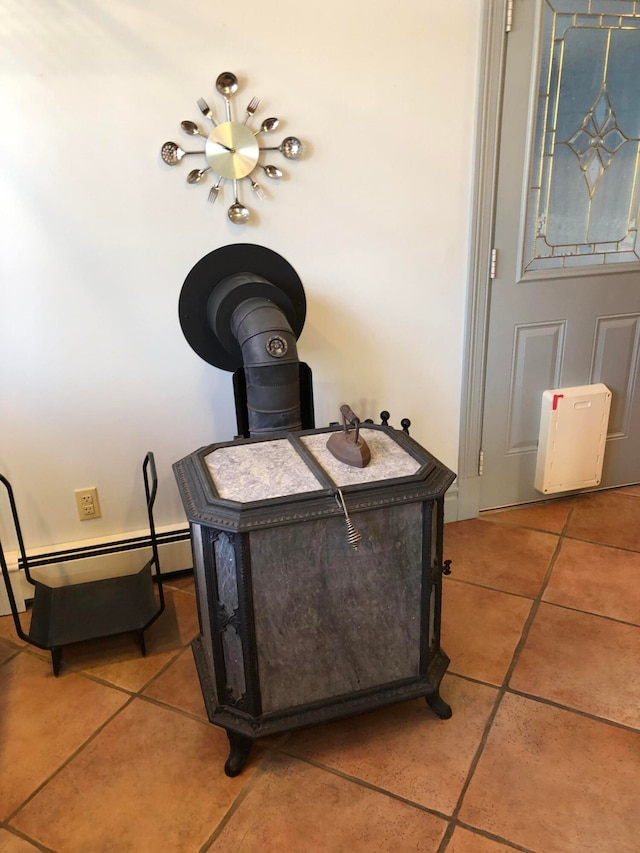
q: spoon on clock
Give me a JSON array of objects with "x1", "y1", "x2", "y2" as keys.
[
  {"x1": 228, "y1": 180, "x2": 250, "y2": 224},
  {"x1": 256, "y1": 164, "x2": 282, "y2": 179},
  {"x1": 260, "y1": 136, "x2": 303, "y2": 159},
  {"x1": 161, "y1": 141, "x2": 204, "y2": 165},
  {"x1": 186, "y1": 166, "x2": 211, "y2": 184},
  {"x1": 181, "y1": 120, "x2": 208, "y2": 139},
  {"x1": 216, "y1": 72, "x2": 239, "y2": 122},
  {"x1": 254, "y1": 117, "x2": 279, "y2": 136}
]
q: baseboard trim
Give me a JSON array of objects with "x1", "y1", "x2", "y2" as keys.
[
  {"x1": 16, "y1": 527, "x2": 191, "y2": 569},
  {"x1": 444, "y1": 482, "x2": 459, "y2": 524}
]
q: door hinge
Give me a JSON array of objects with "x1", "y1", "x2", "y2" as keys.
[
  {"x1": 490, "y1": 248, "x2": 498, "y2": 279},
  {"x1": 506, "y1": 0, "x2": 514, "y2": 32},
  {"x1": 478, "y1": 449, "x2": 485, "y2": 476}
]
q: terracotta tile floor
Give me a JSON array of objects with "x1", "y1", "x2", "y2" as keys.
[{"x1": 1, "y1": 488, "x2": 639, "y2": 852}]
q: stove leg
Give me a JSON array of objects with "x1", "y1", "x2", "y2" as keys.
[
  {"x1": 425, "y1": 690, "x2": 452, "y2": 719},
  {"x1": 224, "y1": 731, "x2": 253, "y2": 777},
  {"x1": 137, "y1": 630, "x2": 147, "y2": 657},
  {"x1": 51, "y1": 647, "x2": 62, "y2": 677}
]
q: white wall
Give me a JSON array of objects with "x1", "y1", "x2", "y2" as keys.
[{"x1": 0, "y1": 0, "x2": 481, "y2": 551}]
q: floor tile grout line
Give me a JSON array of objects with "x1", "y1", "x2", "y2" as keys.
[
  {"x1": 5, "y1": 693, "x2": 137, "y2": 826},
  {"x1": 444, "y1": 575, "x2": 539, "y2": 602},
  {"x1": 1, "y1": 633, "x2": 203, "y2": 828},
  {"x1": 506, "y1": 686, "x2": 640, "y2": 735},
  {"x1": 0, "y1": 644, "x2": 22, "y2": 669},
  {"x1": 435, "y1": 691, "x2": 504, "y2": 853},
  {"x1": 12, "y1": 629, "x2": 195, "y2": 697},
  {"x1": 4, "y1": 643, "x2": 235, "y2": 849},
  {"x1": 436, "y1": 499, "x2": 578, "y2": 852},
  {"x1": 277, "y1": 747, "x2": 453, "y2": 823},
  {"x1": 434, "y1": 669, "x2": 640, "y2": 736},
  {"x1": 0, "y1": 643, "x2": 136, "y2": 700},
  {"x1": 495, "y1": 499, "x2": 573, "y2": 691},
  {"x1": 453, "y1": 820, "x2": 537, "y2": 853},
  {"x1": 135, "y1": 687, "x2": 212, "y2": 727},
  {"x1": 130, "y1": 641, "x2": 191, "y2": 696},
  {"x1": 59, "y1": 642, "x2": 206, "y2": 726},
  {"x1": 0, "y1": 823, "x2": 58, "y2": 853},
  {"x1": 199, "y1": 750, "x2": 282, "y2": 852},
  {"x1": 531, "y1": 597, "x2": 640, "y2": 630},
  {"x1": 560, "y1": 532, "x2": 640, "y2": 554},
  {"x1": 477, "y1": 518, "x2": 568, "y2": 535}
]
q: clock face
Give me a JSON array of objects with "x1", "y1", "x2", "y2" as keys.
[
  {"x1": 205, "y1": 122, "x2": 260, "y2": 180},
  {"x1": 159, "y1": 72, "x2": 306, "y2": 224}
]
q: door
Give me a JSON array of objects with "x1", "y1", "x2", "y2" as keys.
[{"x1": 481, "y1": 0, "x2": 640, "y2": 509}]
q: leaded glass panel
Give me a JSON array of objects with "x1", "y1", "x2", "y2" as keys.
[{"x1": 523, "y1": 0, "x2": 640, "y2": 272}]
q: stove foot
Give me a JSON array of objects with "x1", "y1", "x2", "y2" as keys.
[
  {"x1": 425, "y1": 690, "x2": 452, "y2": 719},
  {"x1": 224, "y1": 731, "x2": 253, "y2": 777}
]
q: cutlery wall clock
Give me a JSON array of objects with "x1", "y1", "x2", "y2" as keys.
[{"x1": 160, "y1": 72, "x2": 305, "y2": 225}]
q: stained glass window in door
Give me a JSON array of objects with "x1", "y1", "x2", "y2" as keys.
[{"x1": 523, "y1": 1, "x2": 640, "y2": 271}]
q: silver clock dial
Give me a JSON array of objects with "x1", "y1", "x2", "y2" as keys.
[{"x1": 205, "y1": 122, "x2": 260, "y2": 180}]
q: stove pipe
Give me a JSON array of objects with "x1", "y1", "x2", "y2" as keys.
[
  {"x1": 179, "y1": 245, "x2": 310, "y2": 437},
  {"x1": 230, "y1": 297, "x2": 301, "y2": 436}
]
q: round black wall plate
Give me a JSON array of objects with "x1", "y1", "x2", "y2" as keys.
[{"x1": 178, "y1": 244, "x2": 306, "y2": 371}]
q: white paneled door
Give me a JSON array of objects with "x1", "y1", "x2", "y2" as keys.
[{"x1": 480, "y1": 0, "x2": 640, "y2": 509}]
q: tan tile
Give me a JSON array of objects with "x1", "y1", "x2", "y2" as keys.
[
  {"x1": 0, "y1": 652, "x2": 127, "y2": 820},
  {"x1": 460, "y1": 693, "x2": 640, "y2": 853},
  {"x1": 617, "y1": 484, "x2": 640, "y2": 497},
  {"x1": 212, "y1": 752, "x2": 447, "y2": 852},
  {"x1": 286, "y1": 674, "x2": 498, "y2": 815},
  {"x1": 163, "y1": 571, "x2": 195, "y2": 593},
  {"x1": 60, "y1": 587, "x2": 200, "y2": 691},
  {"x1": 481, "y1": 497, "x2": 574, "y2": 534},
  {"x1": 511, "y1": 603, "x2": 640, "y2": 727},
  {"x1": 567, "y1": 491, "x2": 640, "y2": 550},
  {"x1": 0, "y1": 609, "x2": 30, "y2": 646},
  {"x1": 0, "y1": 829, "x2": 42, "y2": 852},
  {"x1": 11, "y1": 698, "x2": 259, "y2": 852},
  {"x1": 142, "y1": 646, "x2": 207, "y2": 719},
  {"x1": 445, "y1": 519, "x2": 557, "y2": 597},
  {"x1": 443, "y1": 580, "x2": 531, "y2": 686},
  {"x1": 0, "y1": 635, "x2": 21, "y2": 665},
  {"x1": 544, "y1": 538, "x2": 640, "y2": 625},
  {"x1": 447, "y1": 826, "x2": 520, "y2": 852}
]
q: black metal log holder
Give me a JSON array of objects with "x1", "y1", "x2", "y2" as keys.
[{"x1": 0, "y1": 452, "x2": 165, "y2": 675}]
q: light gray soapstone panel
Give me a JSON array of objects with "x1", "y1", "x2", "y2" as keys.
[
  {"x1": 301, "y1": 430, "x2": 421, "y2": 486},
  {"x1": 205, "y1": 439, "x2": 321, "y2": 501},
  {"x1": 249, "y1": 502, "x2": 423, "y2": 713}
]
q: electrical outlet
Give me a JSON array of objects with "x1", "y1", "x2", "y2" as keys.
[{"x1": 75, "y1": 487, "x2": 101, "y2": 520}]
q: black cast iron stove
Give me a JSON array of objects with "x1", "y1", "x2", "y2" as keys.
[{"x1": 173, "y1": 245, "x2": 455, "y2": 776}]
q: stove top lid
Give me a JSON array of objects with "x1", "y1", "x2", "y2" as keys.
[
  {"x1": 205, "y1": 427, "x2": 423, "y2": 503},
  {"x1": 174, "y1": 424, "x2": 455, "y2": 530}
]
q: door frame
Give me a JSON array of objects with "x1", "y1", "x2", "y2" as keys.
[{"x1": 457, "y1": 0, "x2": 511, "y2": 520}]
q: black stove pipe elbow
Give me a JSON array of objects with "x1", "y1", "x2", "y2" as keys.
[
  {"x1": 230, "y1": 297, "x2": 302, "y2": 436},
  {"x1": 181, "y1": 247, "x2": 309, "y2": 438}
]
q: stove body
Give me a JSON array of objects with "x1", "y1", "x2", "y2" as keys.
[{"x1": 174, "y1": 423, "x2": 455, "y2": 775}]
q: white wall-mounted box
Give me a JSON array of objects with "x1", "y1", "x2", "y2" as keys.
[{"x1": 535, "y1": 384, "x2": 612, "y2": 495}]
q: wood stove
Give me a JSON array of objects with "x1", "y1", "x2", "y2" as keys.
[{"x1": 174, "y1": 422, "x2": 455, "y2": 776}]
